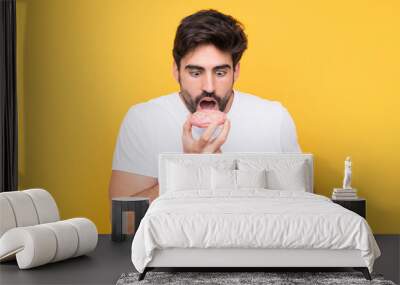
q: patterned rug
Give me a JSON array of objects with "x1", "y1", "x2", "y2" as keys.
[{"x1": 116, "y1": 271, "x2": 396, "y2": 285}]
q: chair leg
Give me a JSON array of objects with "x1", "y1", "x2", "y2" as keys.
[
  {"x1": 354, "y1": 267, "x2": 372, "y2": 280},
  {"x1": 138, "y1": 268, "x2": 147, "y2": 281}
]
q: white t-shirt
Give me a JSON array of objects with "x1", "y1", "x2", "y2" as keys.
[{"x1": 112, "y1": 90, "x2": 302, "y2": 178}]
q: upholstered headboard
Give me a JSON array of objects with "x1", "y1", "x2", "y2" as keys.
[{"x1": 158, "y1": 153, "x2": 314, "y2": 194}]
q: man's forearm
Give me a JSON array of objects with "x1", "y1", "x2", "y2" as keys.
[{"x1": 131, "y1": 183, "x2": 159, "y2": 202}]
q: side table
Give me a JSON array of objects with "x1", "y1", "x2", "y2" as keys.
[
  {"x1": 332, "y1": 198, "x2": 366, "y2": 218},
  {"x1": 112, "y1": 197, "x2": 149, "y2": 242}
]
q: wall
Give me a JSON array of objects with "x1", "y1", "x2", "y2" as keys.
[{"x1": 16, "y1": 0, "x2": 400, "y2": 233}]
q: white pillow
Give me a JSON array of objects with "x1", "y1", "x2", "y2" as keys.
[
  {"x1": 237, "y1": 159, "x2": 308, "y2": 191},
  {"x1": 211, "y1": 168, "x2": 268, "y2": 190},
  {"x1": 165, "y1": 158, "x2": 236, "y2": 192},
  {"x1": 236, "y1": 169, "x2": 268, "y2": 189},
  {"x1": 167, "y1": 162, "x2": 211, "y2": 191},
  {"x1": 266, "y1": 163, "x2": 307, "y2": 191},
  {"x1": 211, "y1": 168, "x2": 236, "y2": 190}
]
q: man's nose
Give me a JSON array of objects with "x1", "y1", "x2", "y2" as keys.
[{"x1": 202, "y1": 73, "x2": 215, "y2": 93}]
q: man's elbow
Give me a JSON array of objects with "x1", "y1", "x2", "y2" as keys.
[
  {"x1": 108, "y1": 170, "x2": 158, "y2": 200},
  {"x1": 108, "y1": 181, "x2": 136, "y2": 200},
  {"x1": 108, "y1": 172, "x2": 132, "y2": 200},
  {"x1": 108, "y1": 185, "x2": 119, "y2": 201},
  {"x1": 108, "y1": 180, "x2": 120, "y2": 201}
]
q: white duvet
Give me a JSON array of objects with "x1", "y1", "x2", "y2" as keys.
[{"x1": 131, "y1": 190, "x2": 380, "y2": 273}]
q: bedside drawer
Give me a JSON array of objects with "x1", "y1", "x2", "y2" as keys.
[{"x1": 332, "y1": 199, "x2": 366, "y2": 218}]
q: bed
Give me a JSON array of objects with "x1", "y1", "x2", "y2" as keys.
[{"x1": 131, "y1": 152, "x2": 381, "y2": 281}]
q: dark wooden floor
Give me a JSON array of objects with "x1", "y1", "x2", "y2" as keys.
[{"x1": 0, "y1": 235, "x2": 398, "y2": 285}]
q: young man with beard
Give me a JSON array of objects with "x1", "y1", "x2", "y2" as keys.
[{"x1": 109, "y1": 9, "x2": 301, "y2": 203}]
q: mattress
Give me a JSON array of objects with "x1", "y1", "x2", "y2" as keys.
[{"x1": 131, "y1": 189, "x2": 381, "y2": 273}]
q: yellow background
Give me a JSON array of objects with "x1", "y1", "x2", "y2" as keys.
[{"x1": 16, "y1": 0, "x2": 399, "y2": 234}]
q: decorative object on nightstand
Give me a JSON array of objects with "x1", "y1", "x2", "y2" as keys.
[
  {"x1": 112, "y1": 197, "x2": 149, "y2": 242},
  {"x1": 332, "y1": 156, "x2": 359, "y2": 200},
  {"x1": 332, "y1": 198, "x2": 366, "y2": 218}
]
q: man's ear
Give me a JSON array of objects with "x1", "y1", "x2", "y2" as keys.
[
  {"x1": 173, "y1": 61, "x2": 180, "y2": 83},
  {"x1": 233, "y1": 62, "x2": 240, "y2": 82}
]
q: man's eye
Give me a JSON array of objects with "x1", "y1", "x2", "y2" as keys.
[
  {"x1": 216, "y1": 70, "x2": 227, "y2": 77},
  {"x1": 189, "y1": 71, "x2": 201, "y2": 77}
]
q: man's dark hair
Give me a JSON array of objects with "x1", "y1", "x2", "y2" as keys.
[{"x1": 173, "y1": 9, "x2": 248, "y2": 70}]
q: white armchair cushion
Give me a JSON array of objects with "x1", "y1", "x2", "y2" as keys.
[
  {"x1": 0, "y1": 189, "x2": 98, "y2": 269},
  {"x1": 0, "y1": 189, "x2": 59, "y2": 232},
  {"x1": 24, "y1": 189, "x2": 60, "y2": 223},
  {"x1": 64, "y1": 218, "x2": 98, "y2": 257},
  {"x1": 0, "y1": 196, "x2": 17, "y2": 237},
  {"x1": 0, "y1": 218, "x2": 97, "y2": 269},
  {"x1": 42, "y1": 221, "x2": 79, "y2": 262},
  {"x1": 0, "y1": 191, "x2": 39, "y2": 227},
  {"x1": 0, "y1": 225, "x2": 58, "y2": 268}
]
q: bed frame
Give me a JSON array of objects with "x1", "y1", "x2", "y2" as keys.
[
  {"x1": 138, "y1": 153, "x2": 371, "y2": 281},
  {"x1": 140, "y1": 248, "x2": 371, "y2": 280}
]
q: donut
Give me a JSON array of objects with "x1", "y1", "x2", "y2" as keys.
[{"x1": 190, "y1": 109, "x2": 226, "y2": 128}]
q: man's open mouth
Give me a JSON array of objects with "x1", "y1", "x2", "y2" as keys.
[{"x1": 198, "y1": 98, "x2": 218, "y2": 111}]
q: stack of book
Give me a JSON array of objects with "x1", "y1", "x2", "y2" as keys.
[{"x1": 332, "y1": 188, "x2": 358, "y2": 200}]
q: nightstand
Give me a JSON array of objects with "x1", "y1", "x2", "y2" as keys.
[
  {"x1": 332, "y1": 198, "x2": 366, "y2": 218},
  {"x1": 112, "y1": 197, "x2": 149, "y2": 242}
]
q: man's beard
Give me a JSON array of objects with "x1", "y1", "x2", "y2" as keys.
[{"x1": 179, "y1": 90, "x2": 233, "y2": 113}]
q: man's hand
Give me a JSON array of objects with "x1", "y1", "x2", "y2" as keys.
[{"x1": 182, "y1": 114, "x2": 230, "y2": 153}]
